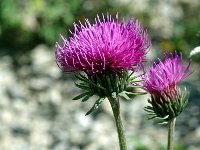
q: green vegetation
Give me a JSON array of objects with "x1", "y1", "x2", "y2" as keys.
[{"x1": 0, "y1": 0, "x2": 199, "y2": 60}]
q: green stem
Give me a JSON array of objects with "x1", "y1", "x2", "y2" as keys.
[
  {"x1": 108, "y1": 96, "x2": 127, "y2": 150},
  {"x1": 167, "y1": 118, "x2": 176, "y2": 150}
]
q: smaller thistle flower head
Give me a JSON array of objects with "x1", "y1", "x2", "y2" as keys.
[
  {"x1": 55, "y1": 14, "x2": 151, "y2": 74},
  {"x1": 142, "y1": 52, "x2": 191, "y2": 101},
  {"x1": 143, "y1": 52, "x2": 191, "y2": 120}
]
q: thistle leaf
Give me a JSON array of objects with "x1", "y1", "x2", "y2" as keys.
[
  {"x1": 126, "y1": 85, "x2": 143, "y2": 88},
  {"x1": 75, "y1": 74, "x2": 88, "y2": 82},
  {"x1": 158, "y1": 121, "x2": 168, "y2": 125},
  {"x1": 75, "y1": 82, "x2": 90, "y2": 90},
  {"x1": 87, "y1": 78, "x2": 107, "y2": 91},
  {"x1": 144, "y1": 108, "x2": 154, "y2": 113},
  {"x1": 85, "y1": 98, "x2": 104, "y2": 116},
  {"x1": 73, "y1": 92, "x2": 91, "y2": 100},
  {"x1": 82, "y1": 93, "x2": 94, "y2": 102},
  {"x1": 147, "y1": 115, "x2": 157, "y2": 120},
  {"x1": 118, "y1": 92, "x2": 131, "y2": 100},
  {"x1": 145, "y1": 106, "x2": 154, "y2": 110},
  {"x1": 181, "y1": 90, "x2": 189, "y2": 102},
  {"x1": 124, "y1": 91, "x2": 147, "y2": 95}
]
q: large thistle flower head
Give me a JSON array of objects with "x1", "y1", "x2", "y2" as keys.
[
  {"x1": 143, "y1": 52, "x2": 191, "y2": 120},
  {"x1": 55, "y1": 13, "x2": 151, "y2": 115},
  {"x1": 55, "y1": 14, "x2": 151, "y2": 74}
]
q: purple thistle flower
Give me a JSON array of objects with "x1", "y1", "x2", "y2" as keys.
[
  {"x1": 142, "y1": 52, "x2": 191, "y2": 101},
  {"x1": 55, "y1": 14, "x2": 151, "y2": 74}
]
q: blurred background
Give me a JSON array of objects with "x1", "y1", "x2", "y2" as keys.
[{"x1": 0, "y1": 0, "x2": 200, "y2": 150}]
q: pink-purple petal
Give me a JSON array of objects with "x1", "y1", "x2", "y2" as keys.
[
  {"x1": 142, "y1": 52, "x2": 190, "y2": 96},
  {"x1": 55, "y1": 14, "x2": 151, "y2": 74}
]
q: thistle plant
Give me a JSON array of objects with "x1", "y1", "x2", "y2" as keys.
[
  {"x1": 55, "y1": 14, "x2": 151, "y2": 150},
  {"x1": 142, "y1": 52, "x2": 191, "y2": 150}
]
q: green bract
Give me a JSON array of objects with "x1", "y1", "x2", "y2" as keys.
[
  {"x1": 73, "y1": 70, "x2": 144, "y2": 115},
  {"x1": 145, "y1": 88, "x2": 189, "y2": 122}
]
